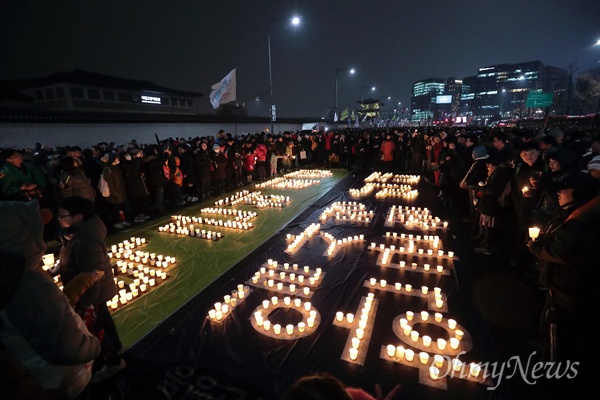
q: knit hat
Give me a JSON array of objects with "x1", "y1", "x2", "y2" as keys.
[
  {"x1": 213, "y1": 144, "x2": 221, "y2": 153},
  {"x1": 588, "y1": 155, "x2": 600, "y2": 171},
  {"x1": 472, "y1": 145, "x2": 489, "y2": 160}
]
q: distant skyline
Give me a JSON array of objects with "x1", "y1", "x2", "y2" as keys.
[{"x1": 1, "y1": 0, "x2": 599, "y2": 119}]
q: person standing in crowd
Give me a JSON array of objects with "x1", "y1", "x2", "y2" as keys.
[
  {"x1": 57, "y1": 155, "x2": 97, "y2": 203},
  {"x1": 210, "y1": 144, "x2": 227, "y2": 194},
  {"x1": 177, "y1": 144, "x2": 198, "y2": 202},
  {"x1": 510, "y1": 142, "x2": 546, "y2": 273},
  {"x1": 142, "y1": 146, "x2": 169, "y2": 215},
  {"x1": 0, "y1": 148, "x2": 47, "y2": 203},
  {"x1": 473, "y1": 154, "x2": 513, "y2": 255},
  {"x1": 100, "y1": 153, "x2": 130, "y2": 230},
  {"x1": 528, "y1": 173, "x2": 600, "y2": 398},
  {"x1": 56, "y1": 196, "x2": 126, "y2": 384},
  {"x1": 381, "y1": 133, "x2": 395, "y2": 172},
  {"x1": 0, "y1": 200, "x2": 101, "y2": 399},
  {"x1": 531, "y1": 149, "x2": 579, "y2": 228},
  {"x1": 120, "y1": 149, "x2": 150, "y2": 223},
  {"x1": 242, "y1": 140, "x2": 256, "y2": 184},
  {"x1": 463, "y1": 144, "x2": 490, "y2": 228},
  {"x1": 254, "y1": 137, "x2": 268, "y2": 180},
  {"x1": 193, "y1": 141, "x2": 213, "y2": 200},
  {"x1": 490, "y1": 132, "x2": 516, "y2": 166},
  {"x1": 409, "y1": 130, "x2": 424, "y2": 174}
]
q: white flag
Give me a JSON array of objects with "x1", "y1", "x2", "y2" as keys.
[
  {"x1": 209, "y1": 69, "x2": 236, "y2": 109},
  {"x1": 333, "y1": 112, "x2": 338, "y2": 122}
]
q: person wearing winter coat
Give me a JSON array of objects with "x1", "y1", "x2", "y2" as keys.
[
  {"x1": 57, "y1": 155, "x2": 97, "y2": 203},
  {"x1": 100, "y1": 153, "x2": 130, "y2": 230},
  {"x1": 120, "y1": 149, "x2": 150, "y2": 223},
  {"x1": 57, "y1": 196, "x2": 125, "y2": 384},
  {"x1": 193, "y1": 141, "x2": 212, "y2": 200},
  {"x1": 210, "y1": 144, "x2": 228, "y2": 194},
  {"x1": 0, "y1": 148, "x2": 47, "y2": 202},
  {"x1": 254, "y1": 139, "x2": 268, "y2": 180},
  {"x1": 0, "y1": 200, "x2": 101, "y2": 399},
  {"x1": 473, "y1": 154, "x2": 513, "y2": 255},
  {"x1": 381, "y1": 134, "x2": 395, "y2": 172},
  {"x1": 142, "y1": 146, "x2": 169, "y2": 215},
  {"x1": 528, "y1": 173, "x2": 600, "y2": 397}
]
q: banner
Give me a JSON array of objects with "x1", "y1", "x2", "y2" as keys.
[
  {"x1": 340, "y1": 108, "x2": 349, "y2": 121},
  {"x1": 209, "y1": 69, "x2": 236, "y2": 109}
]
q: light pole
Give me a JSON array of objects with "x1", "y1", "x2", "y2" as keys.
[
  {"x1": 335, "y1": 67, "x2": 355, "y2": 127},
  {"x1": 267, "y1": 16, "x2": 300, "y2": 134}
]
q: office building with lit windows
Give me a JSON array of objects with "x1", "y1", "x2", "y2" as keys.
[{"x1": 410, "y1": 78, "x2": 445, "y2": 122}]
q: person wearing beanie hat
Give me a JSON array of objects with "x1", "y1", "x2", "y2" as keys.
[
  {"x1": 528, "y1": 172, "x2": 600, "y2": 392},
  {"x1": 213, "y1": 144, "x2": 221, "y2": 153},
  {"x1": 462, "y1": 145, "x2": 492, "y2": 225},
  {"x1": 587, "y1": 155, "x2": 600, "y2": 179},
  {"x1": 472, "y1": 145, "x2": 489, "y2": 160},
  {"x1": 210, "y1": 142, "x2": 228, "y2": 194}
]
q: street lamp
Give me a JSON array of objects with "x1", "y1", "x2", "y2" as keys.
[
  {"x1": 335, "y1": 67, "x2": 355, "y2": 127},
  {"x1": 361, "y1": 86, "x2": 376, "y2": 104},
  {"x1": 267, "y1": 15, "x2": 300, "y2": 134}
]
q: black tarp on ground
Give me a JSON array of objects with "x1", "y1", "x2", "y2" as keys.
[{"x1": 91, "y1": 172, "x2": 549, "y2": 400}]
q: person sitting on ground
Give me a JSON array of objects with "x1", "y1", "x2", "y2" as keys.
[
  {"x1": 56, "y1": 195, "x2": 126, "y2": 384},
  {"x1": 0, "y1": 200, "x2": 101, "y2": 399}
]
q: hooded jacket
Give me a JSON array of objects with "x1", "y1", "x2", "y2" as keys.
[{"x1": 0, "y1": 201, "x2": 100, "y2": 398}]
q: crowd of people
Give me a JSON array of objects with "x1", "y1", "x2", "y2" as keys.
[{"x1": 1, "y1": 123, "x2": 600, "y2": 398}]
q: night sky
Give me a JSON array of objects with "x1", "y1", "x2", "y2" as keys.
[{"x1": 1, "y1": 0, "x2": 599, "y2": 119}]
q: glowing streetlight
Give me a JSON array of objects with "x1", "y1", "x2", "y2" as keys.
[
  {"x1": 335, "y1": 67, "x2": 355, "y2": 126},
  {"x1": 267, "y1": 16, "x2": 300, "y2": 133}
]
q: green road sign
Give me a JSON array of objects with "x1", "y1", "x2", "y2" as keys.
[{"x1": 526, "y1": 92, "x2": 553, "y2": 108}]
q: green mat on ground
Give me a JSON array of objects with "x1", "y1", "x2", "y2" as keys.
[{"x1": 108, "y1": 170, "x2": 348, "y2": 347}]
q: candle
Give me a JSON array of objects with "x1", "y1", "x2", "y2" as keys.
[
  {"x1": 405, "y1": 349, "x2": 414, "y2": 362},
  {"x1": 349, "y1": 348, "x2": 358, "y2": 361},
  {"x1": 346, "y1": 313, "x2": 354, "y2": 323},
  {"x1": 437, "y1": 339, "x2": 447, "y2": 351},
  {"x1": 336, "y1": 312, "x2": 344, "y2": 322},
  {"x1": 370, "y1": 278, "x2": 377, "y2": 286},
  {"x1": 356, "y1": 328, "x2": 364, "y2": 339},
  {"x1": 262, "y1": 300, "x2": 269, "y2": 309},
  {"x1": 403, "y1": 324, "x2": 412, "y2": 336},
  {"x1": 304, "y1": 302, "x2": 311, "y2": 311},
  {"x1": 528, "y1": 227, "x2": 540, "y2": 240},
  {"x1": 307, "y1": 317, "x2": 315, "y2": 328},
  {"x1": 455, "y1": 330, "x2": 464, "y2": 340},
  {"x1": 421, "y1": 286, "x2": 428, "y2": 294},
  {"x1": 435, "y1": 313, "x2": 443, "y2": 322},
  {"x1": 421, "y1": 311, "x2": 429, "y2": 321},
  {"x1": 405, "y1": 284, "x2": 412, "y2": 292},
  {"x1": 263, "y1": 320, "x2": 271, "y2": 331},
  {"x1": 298, "y1": 322, "x2": 305, "y2": 332},
  {"x1": 452, "y1": 358, "x2": 462, "y2": 372},
  {"x1": 406, "y1": 311, "x2": 414, "y2": 321},
  {"x1": 271, "y1": 296, "x2": 278, "y2": 305},
  {"x1": 450, "y1": 338, "x2": 459, "y2": 350},
  {"x1": 448, "y1": 319, "x2": 457, "y2": 329},
  {"x1": 284, "y1": 297, "x2": 291, "y2": 306},
  {"x1": 273, "y1": 324, "x2": 281, "y2": 335},
  {"x1": 422, "y1": 335, "x2": 431, "y2": 347},
  {"x1": 387, "y1": 345, "x2": 396, "y2": 357},
  {"x1": 411, "y1": 331, "x2": 420, "y2": 342},
  {"x1": 286, "y1": 324, "x2": 294, "y2": 335},
  {"x1": 469, "y1": 363, "x2": 481, "y2": 378},
  {"x1": 395, "y1": 346, "x2": 405, "y2": 359},
  {"x1": 429, "y1": 366, "x2": 439, "y2": 380},
  {"x1": 419, "y1": 352, "x2": 429, "y2": 364}
]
